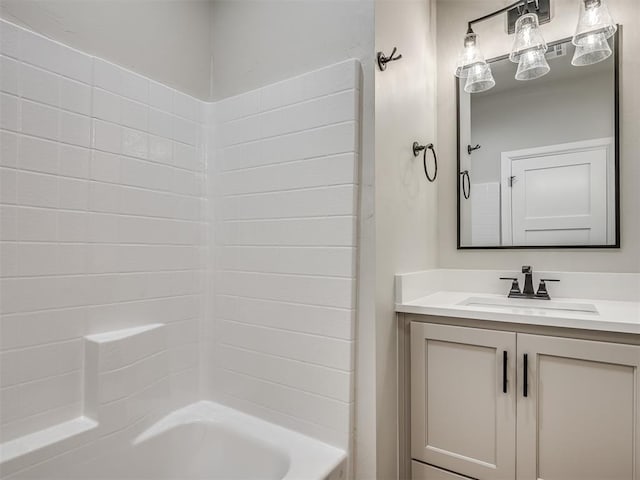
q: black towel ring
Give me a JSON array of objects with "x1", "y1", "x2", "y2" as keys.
[
  {"x1": 412, "y1": 142, "x2": 437, "y2": 182},
  {"x1": 460, "y1": 170, "x2": 471, "y2": 199}
]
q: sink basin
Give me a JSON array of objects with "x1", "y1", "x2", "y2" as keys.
[{"x1": 458, "y1": 296, "x2": 599, "y2": 315}]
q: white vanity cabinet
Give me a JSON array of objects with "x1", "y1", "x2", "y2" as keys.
[{"x1": 410, "y1": 322, "x2": 640, "y2": 480}]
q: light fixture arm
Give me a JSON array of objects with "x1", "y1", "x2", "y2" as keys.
[{"x1": 467, "y1": 0, "x2": 540, "y2": 33}]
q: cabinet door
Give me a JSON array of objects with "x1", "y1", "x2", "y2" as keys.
[
  {"x1": 411, "y1": 323, "x2": 516, "y2": 479},
  {"x1": 517, "y1": 334, "x2": 640, "y2": 480}
]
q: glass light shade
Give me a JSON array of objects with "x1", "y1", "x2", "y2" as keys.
[
  {"x1": 515, "y1": 49, "x2": 551, "y2": 80},
  {"x1": 455, "y1": 32, "x2": 488, "y2": 78},
  {"x1": 572, "y1": 31, "x2": 612, "y2": 65},
  {"x1": 464, "y1": 63, "x2": 495, "y2": 93},
  {"x1": 573, "y1": 0, "x2": 617, "y2": 46},
  {"x1": 510, "y1": 13, "x2": 547, "y2": 63}
]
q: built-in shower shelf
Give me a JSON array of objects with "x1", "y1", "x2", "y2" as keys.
[
  {"x1": 84, "y1": 323, "x2": 164, "y2": 344},
  {"x1": 1, "y1": 323, "x2": 167, "y2": 477},
  {"x1": 0, "y1": 417, "x2": 98, "y2": 473}
]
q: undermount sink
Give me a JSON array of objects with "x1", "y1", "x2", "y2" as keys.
[{"x1": 458, "y1": 296, "x2": 599, "y2": 315}]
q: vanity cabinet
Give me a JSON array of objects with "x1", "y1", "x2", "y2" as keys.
[{"x1": 410, "y1": 322, "x2": 640, "y2": 480}]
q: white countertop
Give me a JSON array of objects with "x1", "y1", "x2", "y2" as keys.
[
  {"x1": 397, "y1": 290, "x2": 640, "y2": 334},
  {"x1": 395, "y1": 269, "x2": 640, "y2": 335}
]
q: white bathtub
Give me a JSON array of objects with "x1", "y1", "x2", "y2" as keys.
[{"x1": 64, "y1": 401, "x2": 347, "y2": 480}]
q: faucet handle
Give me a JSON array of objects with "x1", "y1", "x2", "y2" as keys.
[
  {"x1": 500, "y1": 277, "x2": 521, "y2": 295},
  {"x1": 536, "y1": 278, "x2": 560, "y2": 298}
]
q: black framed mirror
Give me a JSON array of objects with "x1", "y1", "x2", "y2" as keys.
[{"x1": 456, "y1": 30, "x2": 620, "y2": 249}]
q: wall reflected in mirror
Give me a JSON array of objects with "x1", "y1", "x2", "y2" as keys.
[{"x1": 457, "y1": 34, "x2": 619, "y2": 249}]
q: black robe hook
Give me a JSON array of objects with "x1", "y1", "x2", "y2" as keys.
[
  {"x1": 377, "y1": 47, "x2": 403, "y2": 71},
  {"x1": 467, "y1": 144, "x2": 481, "y2": 155}
]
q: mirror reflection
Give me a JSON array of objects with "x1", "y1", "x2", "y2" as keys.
[{"x1": 457, "y1": 35, "x2": 618, "y2": 248}]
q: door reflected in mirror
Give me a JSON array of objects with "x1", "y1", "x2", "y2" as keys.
[{"x1": 457, "y1": 33, "x2": 619, "y2": 249}]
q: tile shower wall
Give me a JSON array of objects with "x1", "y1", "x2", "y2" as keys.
[
  {"x1": 208, "y1": 60, "x2": 360, "y2": 448},
  {"x1": 0, "y1": 20, "x2": 205, "y2": 442}
]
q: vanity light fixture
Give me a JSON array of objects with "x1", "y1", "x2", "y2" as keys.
[
  {"x1": 456, "y1": 0, "x2": 617, "y2": 92},
  {"x1": 456, "y1": 0, "x2": 551, "y2": 93},
  {"x1": 572, "y1": 0, "x2": 617, "y2": 66}
]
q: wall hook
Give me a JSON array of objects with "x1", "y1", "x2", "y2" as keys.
[
  {"x1": 467, "y1": 144, "x2": 481, "y2": 155},
  {"x1": 412, "y1": 142, "x2": 437, "y2": 182},
  {"x1": 377, "y1": 47, "x2": 403, "y2": 71}
]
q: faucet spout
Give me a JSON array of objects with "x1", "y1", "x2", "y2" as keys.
[{"x1": 521, "y1": 266, "x2": 535, "y2": 295}]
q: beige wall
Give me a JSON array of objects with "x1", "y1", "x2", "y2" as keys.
[
  {"x1": 436, "y1": 0, "x2": 640, "y2": 272},
  {"x1": 374, "y1": 0, "x2": 438, "y2": 478},
  {"x1": 0, "y1": 0, "x2": 213, "y2": 99}
]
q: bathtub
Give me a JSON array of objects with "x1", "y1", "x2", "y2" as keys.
[{"x1": 63, "y1": 401, "x2": 347, "y2": 480}]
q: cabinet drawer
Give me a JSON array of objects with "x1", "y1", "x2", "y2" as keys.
[{"x1": 412, "y1": 461, "x2": 471, "y2": 480}]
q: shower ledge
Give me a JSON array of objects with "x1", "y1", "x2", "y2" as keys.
[
  {"x1": 0, "y1": 323, "x2": 166, "y2": 477},
  {"x1": 0, "y1": 417, "x2": 98, "y2": 473},
  {"x1": 84, "y1": 323, "x2": 163, "y2": 343}
]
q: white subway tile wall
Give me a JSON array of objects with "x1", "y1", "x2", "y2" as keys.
[
  {"x1": 209, "y1": 59, "x2": 360, "y2": 448},
  {"x1": 0, "y1": 18, "x2": 360, "y2": 463},
  {"x1": 0, "y1": 20, "x2": 205, "y2": 442}
]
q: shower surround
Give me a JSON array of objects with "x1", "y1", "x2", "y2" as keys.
[
  {"x1": 0, "y1": 18, "x2": 360, "y2": 478},
  {"x1": 206, "y1": 58, "x2": 360, "y2": 449}
]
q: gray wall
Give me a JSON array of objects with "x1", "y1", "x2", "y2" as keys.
[
  {"x1": 0, "y1": 0, "x2": 213, "y2": 99},
  {"x1": 0, "y1": 0, "x2": 377, "y2": 103},
  {"x1": 209, "y1": 0, "x2": 373, "y2": 101}
]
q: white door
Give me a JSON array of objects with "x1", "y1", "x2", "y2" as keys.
[
  {"x1": 411, "y1": 323, "x2": 516, "y2": 480},
  {"x1": 501, "y1": 138, "x2": 612, "y2": 246},
  {"x1": 517, "y1": 334, "x2": 640, "y2": 480}
]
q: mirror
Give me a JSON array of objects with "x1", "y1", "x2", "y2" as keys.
[{"x1": 457, "y1": 33, "x2": 619, "y2": 249}]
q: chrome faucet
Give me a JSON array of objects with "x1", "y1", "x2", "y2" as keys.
[{"x1": 500, "y1": 266, "x2": 559, "y2": 300}]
